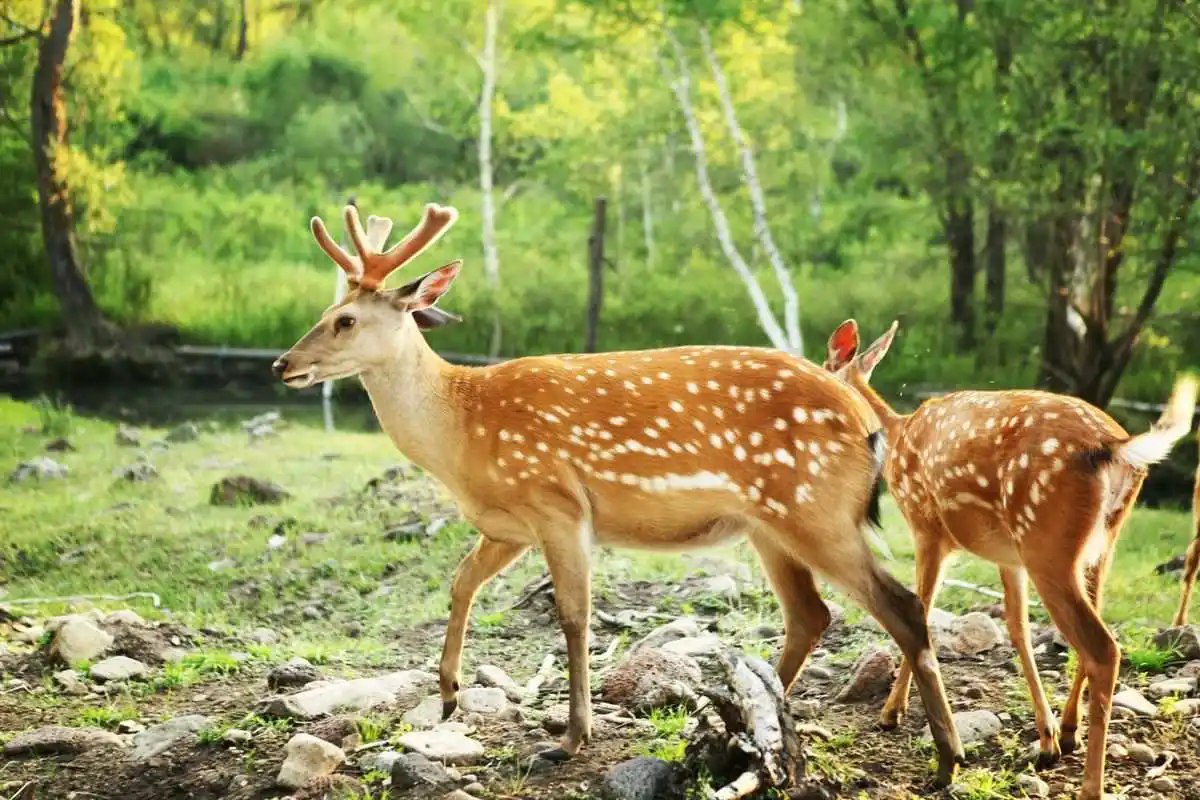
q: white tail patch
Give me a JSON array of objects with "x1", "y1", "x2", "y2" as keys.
[{"x1": 1114, "y1": 375, "x2": 1198, "y2": 469}]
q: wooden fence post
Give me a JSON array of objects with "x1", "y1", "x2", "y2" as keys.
[{"x1": 585, "y1": 196, "x2": 608, "y2": 353}]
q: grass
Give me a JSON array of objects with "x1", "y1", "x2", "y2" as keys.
[{"x1": 73, "y1": 705, "x2": 138, "y2": 729}]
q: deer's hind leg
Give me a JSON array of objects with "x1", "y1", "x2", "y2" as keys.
[
  {"x1": 999, "y1": 566, "x2": 1060, "y2": 767},
  {"x1": 749, "y1": 534, "x2": 832, "y2": 691}
]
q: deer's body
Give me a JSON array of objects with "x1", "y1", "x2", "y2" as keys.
[
  {"x1": 1172, "y1": 439, "x2": 1200, "y2": 625},
  {"x1": 825, "y1": 320, "x2": 1198, "y2": 800},
  {"x1": 274, "y1": 204, "x2": 968, "y2": 787}
]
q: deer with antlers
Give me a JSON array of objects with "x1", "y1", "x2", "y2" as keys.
[
  {"x1": 823, "y1": 319, "x2": 1197, "y2": 800},
  {"x1": 272, "y1": 202, "x2": 967, "y2": 786},
  {"x1": 1172, "y1": 440, "x2": 1200, "y2": 626}
]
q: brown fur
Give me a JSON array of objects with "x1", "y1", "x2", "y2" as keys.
[
  {"x1": 824, "y1": 319, "x2": 1197, "y2": 800},
  {"x1": 274, "y1": 204, "x2": 968, "y2": 785},
  {"x1": 1173, "y1": 437, "x2": 1200, "y2": 626}
]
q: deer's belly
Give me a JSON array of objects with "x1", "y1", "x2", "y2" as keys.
[{"x1": 937, "y1": 505, "x2": 1023, "y2": 567}]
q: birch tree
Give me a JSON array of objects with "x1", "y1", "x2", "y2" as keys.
[{"x1": 473, "y1": 0, "x2": 502, "y2": 356}]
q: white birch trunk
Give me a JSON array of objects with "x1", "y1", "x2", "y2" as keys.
[
  {"x1": 661, "y1": 31, "x2": 790, "y2": 351},
  {"x1": 699, "y1": 27, "x2": 803, "y2": 356},
  {"x1": 477, "y1": 0, "x2": 501, "y2": 355}
]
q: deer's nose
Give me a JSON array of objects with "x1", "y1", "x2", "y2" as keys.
[{"x1": 271, "y1": 357, "x2": 289, "y2": 379}]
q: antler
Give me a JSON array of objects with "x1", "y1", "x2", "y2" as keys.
[{"x1": 310, "y1": 202, "x2": 459, "y2": 290}]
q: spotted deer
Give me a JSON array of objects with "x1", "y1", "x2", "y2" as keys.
[
  {"x1": 272, "y1": 202, "x2": 967, "y2": 785},
  {"x1": 823, "y1": 319, "x2": 1198, "y2": 800},
  {"x1": 1172, "y1": 439, "x2": 1200, "y2": 626}
]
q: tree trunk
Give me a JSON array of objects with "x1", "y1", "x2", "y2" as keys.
[
  {"x1": 983, "y1": 204, "x2": 1005, "y2": 336},
  {"x1": 30, "y1": 0, "x2": 113, "y2": 348},
  {"x1": 585, "y1": 197, "x2": 607, "y2": 353},
  {"x1": 235, "y1": 0, "x2": 248, "y2": 60},
  {"x1": 640, "y1": 152, "x2": 655, "y2": 269},
  {"x1": 478, "y1": 0, "x2": 501, "y2": 357},
  {"x1": 211, "y1": 0, "x2": 227, "y2": 53},
  {"x1": 946, "y1": 198, "x2": 976, "y2": 349}
]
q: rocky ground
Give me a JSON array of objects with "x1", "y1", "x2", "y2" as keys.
[{"x1": 2, "y1": 399, "x2": 1199, "y2": 799}]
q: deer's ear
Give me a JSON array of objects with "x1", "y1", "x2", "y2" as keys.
[
  {"x1": 825, "y1": 320, "x2": 860, "y2": 371},
  {"x1": 858, "y1": 320, "x2": 899, "y2": 380},
  {"x1": 391, "y1": 260, "x2": 462, "y2": 312},
  {"x1": 411, "y1": 306, "x2": 462, "y2": 330}
]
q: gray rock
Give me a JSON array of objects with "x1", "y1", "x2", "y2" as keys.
[
  {"x1": 1107, "y1": 743, "x2": 1128, "y2": 759},
  {"x1": 221, "y1": 728, "x2": 252, "y2": 745},
  {"x1": 396, "y1": 730, "x2": 485, "y2": 765},
  {"x1": 631, "y1": 617, "x2": 702, "y2": 652},
  {"x1": 210, "y1": 475, "x2": 291, "y2": 506},
  {"x1": 802, "y1": 663, "x2": 834, "y2": 680},
  {"x1": 600, "y1": 648, "x2": 703, "y2": 711},
  {"x1": 946, "y1": 612, "x2": 1004, "y2": 656},
  {"x1": 116, "y1": 424, "x2": 142, "y2": 446},
  {"x1": 276, "y1": 732, "x2": 346, "y2": 789},
  {"x1": 3, "y1": 726, "x2": 123, "y2": 756},
  {"x1": 10, "y1": 457, "x2": 68, "y2": 482},
  {"x1": 117, "y1": 720, "x2": 145, "y2": 734},
  {"x1": 1152, "y1": 625, "x2": 1200, "y2": 661},
  {"x1": 45, "y1": 437, "x2": 74, "y2": 452},
  {"x1": 476, "y1": 664, "x2": 524, "y2": 703},
  {"x1": 661, "y1": 634, "x2": 723, "y2": 657},
  {"x1": 1147, "y1": 677, "x2": 1193, "y2": 698},
  {"x1": 165, "y1": 422, "x2": 199, "y2": 443},
  {"x1": 50, "y1": 616, "x2": 113, "y2": 665},
  {"x1": 923, "y1": 710, "x2": 1002, "y2": 745},
  {"x1": 464, "y1": 782, "x2": 486, "y2": 795},
  {"x1": 693, "y1": 574, "x2": 739, "y2": 602},
  {"x1": 458, "y1": 687, "x2": 508, "y2": 715},
  {"x1": 263, "y1": 669, "x2": 436, "y2": 719},
  {"x1": 836, "y1": 647, "x2": 895, "y2": 702},
  {"x1": 103, "y1": 609, "x2": 144, "y2": 626},
  {"x1": 1016, "y1": 773, "x2": 1049, "y2": 798},
  {"x1": 53, "y1": 669, "x2": 89, "y2": 696},
  {"x1": 1113, "y1": 688, "x2": 1158, "y2": 717},
  {"x1": 927, "y1": 607, "x2": 958, "y2": 632},
  {"x1": 390, "y1": 752, "x2": 455, "y2": 790},
  {"x1": 403, "y1": 696, "x2": 446, "y2": 729},
  {"x1": 112, "y1": 461, "x2": 158, "y2": 482},
  {"x1": 1171, "y1": 698, "x2": 1200, "y2": 716},
  {"x1": 89, "y1": 655, "x2": 148, "y2": 682},
  {"x1": 267, "y1": 657, "x2": 321, "y2": 690},
  {"x1": 246, "y1": 627, "x2": 279, "y2": 645},
  {"x1": 1127, "y1": 742, "x2": 1156, "y2": 764},
  {"x1": 131, "y1": 714, "x2": 209, "y2": 761},
  {"x1": 540, "y1": 703, "x2": 569, "y2": 734},
  {"x1": 360, "y1": 749, "x2": 403, "y2": 774},
  {"x1": 600, "y1": 756, "x2": 674, "y2": 800},
  {"x1": 1149, "y1": 776, "x2": 1177, "y2": 793},
  {"x1": 446, "y1": 791, "x2": 483, "y2": 800}
]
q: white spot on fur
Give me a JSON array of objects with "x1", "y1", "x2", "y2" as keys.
[{"x1": 1042, "y1": 438, "x2": 1059, "y2": 455}]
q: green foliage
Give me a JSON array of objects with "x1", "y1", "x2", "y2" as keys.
[{"x1": 33, "y1": 394, "x2": 74, "y2": 437}]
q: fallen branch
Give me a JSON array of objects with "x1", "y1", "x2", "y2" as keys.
[
  {"x1": 4, "y1": 591, "x2": 161, "y2": 608},
  {"x1": 523, "y1": 654, "x2": 557, "y2": 700},
  {"x1": 942, "y1": 579, "x2": 1040, "y2": 606},
  {"x1": 4, "y1": 781, "x2": 33, "y2": 800},
  {"x1": 591, "y1": 637, "x2": 621, "y2": 664},
  {"x1": 510, "y1": 575, "x2": 553, "y2": 610}
]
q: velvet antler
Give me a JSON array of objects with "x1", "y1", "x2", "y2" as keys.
[{"x1": 310, "y1": 202, "x2": 458, "y2": 290}]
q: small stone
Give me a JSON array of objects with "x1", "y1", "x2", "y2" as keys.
[
  {"x1": 631, "y1": 617, "x2": 702, "y2": 651},
  {"x1": 276, "y1": 732, "x2": 346, "y2": 789},
  {"x1": 1016, "y1": 773, "x2": 1049, "y2": 798},
  {"x1": 464, "y1": 781, "x2": 486, "y2": 794},
  {"x1": 922, "y1": 709, "x2": 1002, "y2": 745},
  {"x1": 103, "y1": 609, "x2": 144, "y2": 626},
  {"x1": 53, "y1": 669, "x2": 88, "y2": 696},
  {"x1": 45, "y1": 437, "x2": 74, "y2": 452},
  {"x1": 446, "y1": 791, "x2": 483, "y2": 800},
  {"x1": 1146, "y1": 677, "x2": 1193, "y2": 698},
  {"x1": 458, "y1": 687, "x2": 508, "y2": 715},
  {"x1": 3, "y1": 726, "x2": 123, "y2": 756},
  {"x1": 267, "y1": 657, "x2": 320, "y2": 690},
  {"x1": 9, "y1": 457, "x2": 68, "y2": 482},
  {"x1": 263, "y1": 670, "x2": 436, "y2": 719},
  {"x1": 117, "y1": 720, "x2": 145, "y2": 734},
  {"x1": 661, "y1": 634, "x2": 723, "y2": 657},
  {"x1": 476, "y1": 664, "x2": 524, "y2": 703},
  {"x1": 836, "y1": 647, "x2": 895, "y2": 702},
  {"x1": 791, "y1": 698, "x2": 821, "y2": 719},
  {"x1": 600, "y1": 755, "x2": 674, "y2": 800},
  {"x1": 89, "y1": 655, "x2": 148, "y2": 682},
  {"x1": 802, "y1": 663, "x2": 834, "y2": 680},
  {"x1": 963, "y1": 685, "x2": 985, "y2": 699},
  {"x1": 165, "y1": 422, "x2": 199, "y2": 443},
  {"x1": 360, "y1": 749, "x2": 402, "y2": 774},
  {"x1": 1149, "y1": 776, "x2": 1177, "y2": 793},
  {"x1": 210, "y1": 475, "x2": 291, "y2": 506},
  {"x1": 396, "y1": 730, "x2": 485, "y2": 765},
  {"x1": 747, "y1": 623, "x2": 780, "y2": 639},
  {"x1": 131, "y1": 715, "x2": 209, "y2": 761},
  {"x1": 694, "y1": 574, "x2": 739, "y2": 602},
  {"x1": 1107, "y1": 743, "x2": 1127, "y2": 759},
  {"x1": 49, "y1": 616, "x2": 113, "y2": 665},
  {"x1": 600, "y1": 647, "x2": 703, "y2": 711},
  {"x1": 302, "y1": 605, "x2": 322, "y2": 620},
  {"x1": 403, "y1": 696, "x2": 444, "y2": 729},
  {"x1": 112, "y1": 462, "x2": 158, "y2": 482},
  {"x1": 10, "y1": 623, "x2": 44, "y2": 644},
  {"x1": 116, "y1": 424, "x2": 141, "y2": 446},
  {"x1": 1171, "y1": 698, "x2": 1200, "y2": 716},
  {"x1": 541, "y1": 703, "x2": 569, "y2": 734},
  {"x1": 1126, "y1": 742, "x2": 1156, "y2": 764},
  {"x1": 221, "y1": 728, "x2": 252, "y2": 745},
  {"x1": 1113, "y1": 688, "x2": 1158, "y2": 717},
  {"x1": 946, "y1": 612, "x2": 1005, "y2": 656},
  {"x1": 246, "y1": 627, "x2": 279, "y2": 645},
  {"x1": 1152, "y1": 625, "x2": 1200, "y2": 661}
]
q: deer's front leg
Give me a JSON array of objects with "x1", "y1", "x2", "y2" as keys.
[
  {"x1": 536, "y1": 521, "x2": 593, "y2": 761},
  {"x1": 439, "y1": 535, "x2": 528, "y2": 718}
]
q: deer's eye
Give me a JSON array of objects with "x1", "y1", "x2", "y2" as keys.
[{"x1": 334, "y1": 315, "x2": 356, "y2": 332}]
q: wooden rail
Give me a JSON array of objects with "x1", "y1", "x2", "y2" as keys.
[{"x1": 174, "y1": 344, "x2": 507, "y2": 366}]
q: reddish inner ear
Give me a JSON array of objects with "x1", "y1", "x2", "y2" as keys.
[{"x1": 828, "y1": 321, "x2": 859, "y2": 365}]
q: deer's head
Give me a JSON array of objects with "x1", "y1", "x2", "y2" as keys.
[
  {"x1": 273, "y1": 203, "x2": 462, "y2": 388},
  {"x1": 823, "y1": 318, "x2": 899, "y2": 387}
]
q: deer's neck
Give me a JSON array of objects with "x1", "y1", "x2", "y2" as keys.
[
  {"x1": 849, "y1": 374, "x2": 908, "y2": 441},
  {"x1": 358, "y1": 333, "x2": 468, "y2": 487}
]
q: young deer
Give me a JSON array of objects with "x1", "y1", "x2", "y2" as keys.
[
  {"x1": 1172, "y1": 439, "x2": 1200, "y2": 625},
  {"x1": 823, "y1": 319, "x2": 1197, "y2": 800},
  {"x1": 273, "y1": 203, "x2": 967, "y2": 785}
]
